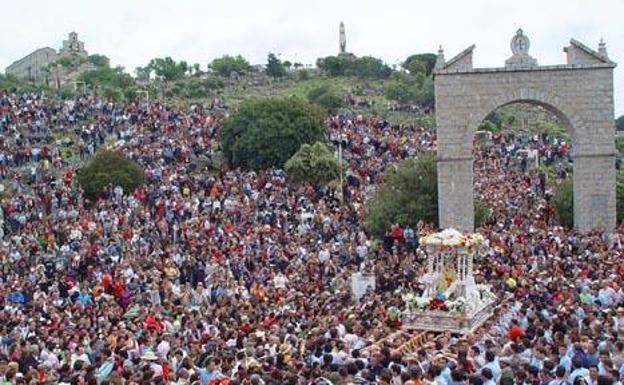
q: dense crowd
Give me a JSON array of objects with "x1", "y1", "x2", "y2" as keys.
[{"x1": 0, "y1": 89, "x2": 623, "y2": 385}]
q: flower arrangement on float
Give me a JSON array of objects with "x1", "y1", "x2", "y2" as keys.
[
  {"x1": 419, "y1": 228, "x2": 485, "y2": 249},
  {"x1": 402, "y1": 291, "x2": 468, "y2": 314},
  {"x1": 402, "y1": 228, "x2": 496, "y2": 333}
]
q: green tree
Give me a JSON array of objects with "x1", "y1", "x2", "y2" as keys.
[
  {"x1": 266, "y1": 53, "x2": 286, "y2": 78},
  {"x1": 192, "y1": 63, "x2": 201, "y2": 76},
  {"x1": 316, "y1": 56, "x2": 348, "y2": 76},
  {"x1": 147, "y1": 57, "x2": 189, "y2": 81},
  {"x1": 78, "y1": 66, "x2": 135, "y2": 90},
  {"x1": 552, "y1": 178, "x2": 574, "y2": 228},
  {"x1": 285, "y1": 142, "x2": 341, "y2": 186},
  {"x1": 283, "y1": 60, "x2": 292, "y2": 70},
  {"x1": 403, "y1": 53, "x2": 437, "y2": 76},
  {"x1": 88, "y1": 54, "x2": 110, "y2": 67},
  {"x1": 365, "y1": 156, "x2": 488, "y2": 236},
  {"x1": 209, "y1": 55, "x2": 252, "y2": 77},
  {"x1": 135, "y1": 66, "x2": 151, "y2": 81},
  {"x1": 348, "y1": 56, "x2": 393, "y2": 79},
  {"x1": 617, "y1": 115, "x2": 624, "y2": 131},
  {"x1": 365, "y1": 156, "x2": 438, "y2": 236},
  {"x1": 415, "y1": 76, "x2": 435, "y2": 105},
  {"x1": 403, "y1": 59, "x2": 426, "y2": 76},
  {"x1": 76, "y1": 150, "x2": 144, "y2": 201},
  {"x1": 221, "y1": 98, "x2": 325, "y2": 170},
  {"x1": 383, "y1": 73, "x2": 433, "y2": 105},
  {"x1": 479, "y1": 120, "x2": 500, "y2": 133},
  {"x1": 134, "y1": 66, "x2": 152, "y2": 81},
  {"x1": 384, "y1": 78, "x2": 417, "y2": 104}
]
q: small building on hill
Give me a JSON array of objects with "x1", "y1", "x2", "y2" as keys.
[{"x1": 5, "y1": 32, "x2": 92, "y2": 88}]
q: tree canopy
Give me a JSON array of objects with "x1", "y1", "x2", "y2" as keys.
[
  {"x1": 403, "y1": 53, "x2": 437, "y2": 76},
  {"x1": 383, "y1": 72, "x2": 434, "y2": 105},
  {"x1": 316, "y1": 55, "x2": 393, "y2": 79},
  {"x1": 221, "y1": 98, "x2": 326, "y2": 170},
  {"x1": 209, "y1": 55, "x2": 252, "y2": 77},
  {"x1": 284, "y1": 142, "x2": 341, "y2": 187},
  {"x1": 552, "y1": 178, "x2": 574, "y2": 228},
  {"x1": 88, "y1": 54, "x2": 110, "y2": 68},
  {"x1": 365, "y1": 156, "x2": 438, "y2": 236},
  {"x1": 76, "y1": 150, "x2": 144, "y2": 202},
  {"x1": 78, "y1": 66, "x2": 134, "y2": 89},
  {"x1": 147, "y1": 57, "x2": 189, "y2": 81},
  {"x1": 365, "y1": 155, "x2": 491, "y2": 236},
  {"x1": 617, "y1": 115, "x2": 624, "y2": 131},
  {"x1": 266, "y1": 53, "x2": 286, "y2": 78}
]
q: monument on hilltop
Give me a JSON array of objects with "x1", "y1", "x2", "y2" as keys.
[
  {"x1": 337, "y1": 22, "x2": 356, "y2": 60},
  {"x1": 339, "y1": 22, "x2": 347, "y2": 54}
]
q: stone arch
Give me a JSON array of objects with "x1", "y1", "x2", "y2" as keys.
[
  {"x1": 433, "y1": 33, "x2": 617, "y2": 232},
  {"x1": 466, "y1": 89, "x2": 581, "y2": 144}
]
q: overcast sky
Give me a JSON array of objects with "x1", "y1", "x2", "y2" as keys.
[{"x1": 1, "y1": 0, "x2": 622, "y2": 115}]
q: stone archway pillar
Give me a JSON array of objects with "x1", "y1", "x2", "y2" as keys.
[
  {"x1": 572, "y1": 151, "x2": 616, "y2": 232},
  {"x1": 438, "y1": 156, "x2": 474, "y2": 232}
]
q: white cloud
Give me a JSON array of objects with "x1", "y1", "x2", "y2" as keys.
[{"x1": 1, "y1": 0, "x2": 622, "y2": 114}]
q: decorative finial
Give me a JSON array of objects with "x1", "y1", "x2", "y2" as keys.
[
  {"x1": 506, "y1": 29, "x2": 537, "y2": 68},
  {"x1": 598, "y1": 37, "x2": 608, "y2": 57},
  {"x1": 435, "y1": 45, "x2": 446, "y2": 70}
]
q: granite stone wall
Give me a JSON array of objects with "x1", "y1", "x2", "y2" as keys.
[{"x1": 435, "y1": 65, "x2": 616, "y2": 232}]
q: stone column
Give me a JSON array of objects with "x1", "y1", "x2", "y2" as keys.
[
  {"x1": 573, "y1": 152, "x2": 616, "y2": 232},
  {"x1": 438, "y1": 156, "x2": 474, "y2": 231}
]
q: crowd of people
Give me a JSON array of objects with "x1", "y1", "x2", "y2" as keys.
[{"x1": 0, "y1": 89, "x2": 622, "y2": 385}]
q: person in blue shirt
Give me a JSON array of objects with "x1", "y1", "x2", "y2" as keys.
[
  {"x1": 482, "y1": 351, "x2": 501, "y2": 382},
  {"x1": 197, "y1": 358, "x2": 225, "y2": 384}
]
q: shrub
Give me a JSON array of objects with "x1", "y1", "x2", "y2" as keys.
[
  {"x1": 209, "y1": 55, "x2": 252, "y2": 77},
  {"x1": 552, "y1": 178, "x2": 574, "y2": 228},
  {"x1": 474, "y1": 199, "x2": 493, "y2": 228},
  {"x1": 285, "y1": 142, "x2": 341, "y2": 187},
  {"x1": 221, "y1": 98, "x2": 326, "y2": 170},
  {"x1": 479, "y1": 120, "x2": 499, "y2": 133},
  {"x1": 76, "y1": 150, "x2": 144, "y2": 201}
]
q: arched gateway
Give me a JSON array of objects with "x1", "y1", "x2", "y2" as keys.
[{"x1": 434, "y1": 30, "x2": 617, "y2": 232}]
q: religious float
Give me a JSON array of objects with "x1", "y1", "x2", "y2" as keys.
[{"x1": 402, "y1": 229, "x2": 496, "y2": 334}]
